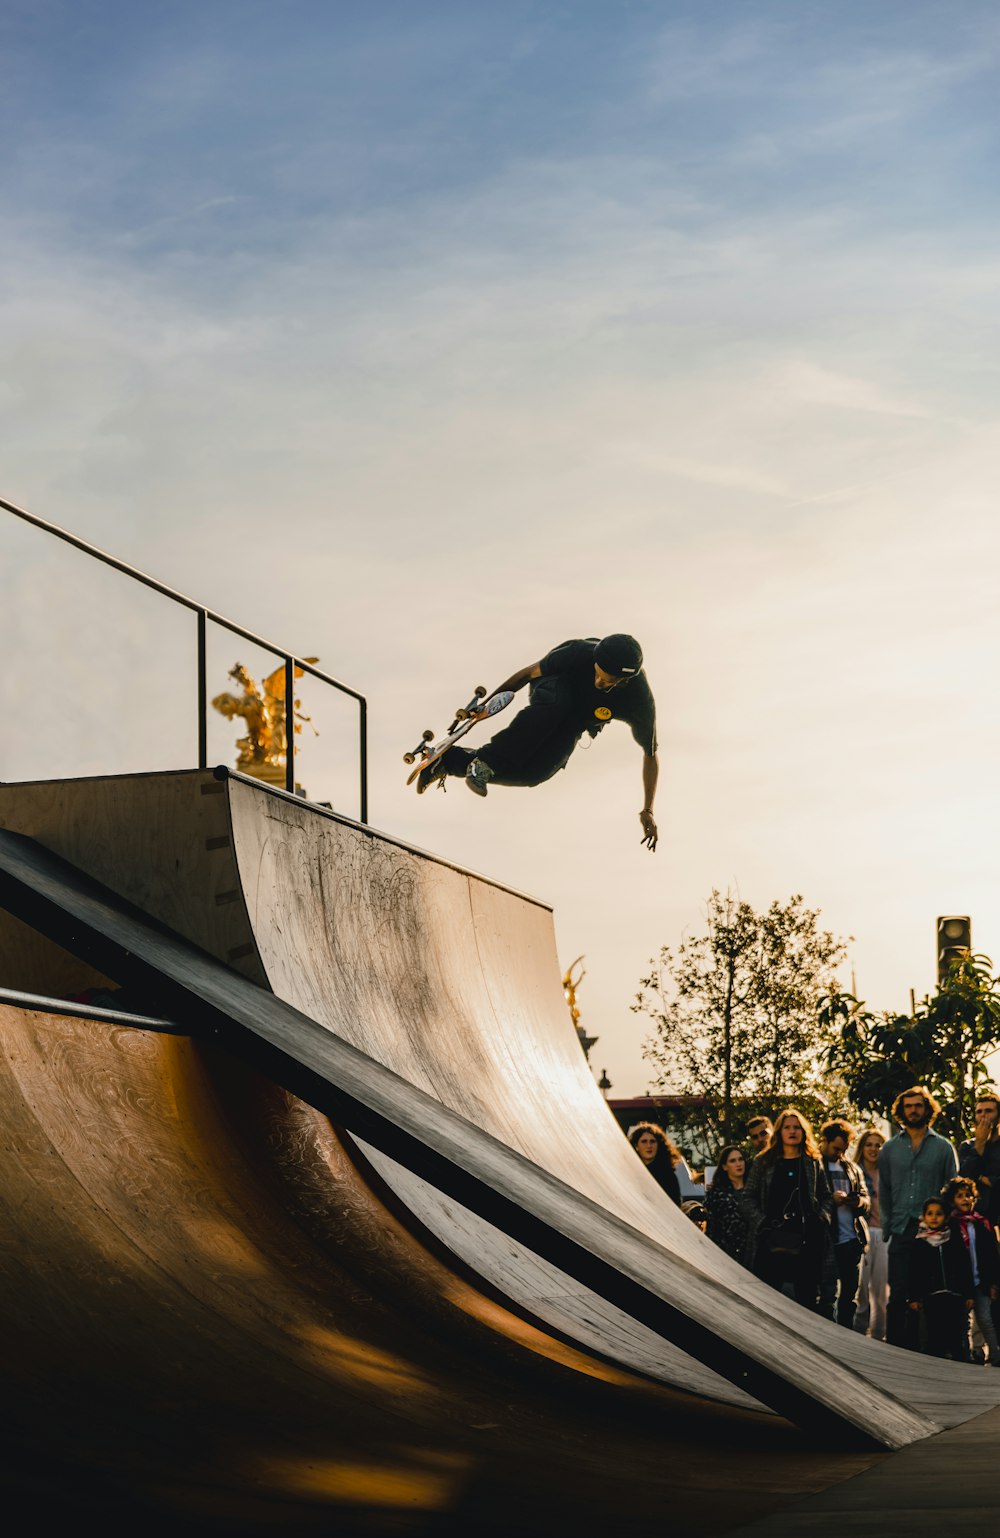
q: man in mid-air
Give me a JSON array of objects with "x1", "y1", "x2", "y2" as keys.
[{"x1": 418, "y1": 633, "x2": 659, "y2": 851}]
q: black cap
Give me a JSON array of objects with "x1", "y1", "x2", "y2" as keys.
[{"x1": 594, "y1": 633, "x2": 643, "y2": 677}]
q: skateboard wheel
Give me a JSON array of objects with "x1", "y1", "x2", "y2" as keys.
[
  {"x1": 403, "y1": 752, "x2": 415, "y2": 764},
  {"x1": 422, "y1": 729, "x2": 434, "y2": 740},
  {"x1": 474, "y1": 685, "x2": 486, "y2": 696}
]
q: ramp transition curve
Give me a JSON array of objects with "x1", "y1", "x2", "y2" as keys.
[{"x1": 1, "y1": 768, "x2": 998, "y2": 1528}]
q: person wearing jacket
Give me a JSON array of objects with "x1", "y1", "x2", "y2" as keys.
[
  {"x1": 745, "y1": 1109, "x2": 832, "y2": 1310},
  {"x1": 705, "y1": 1145, "x2": 753, "y2": 1266},
  {"x1": 878, "y1": 1085, "x2": 959, "y2": 1350},
  {"x1": 945, "y1": 1175, "x2": 1000, "y2": 1366},
  {"x1": 907, "y1": 1195, "x2": 974, "y2": 1360},
  {"x1": 852, "y1": 1127, "x2": 889, "y2": 1340},
  {"x1": 958, "y1": 1092, "x2": 1000, "y2": 1228},
  {"x1": 817, "y1": 1120, "x2": 871, "y2": 1328}
]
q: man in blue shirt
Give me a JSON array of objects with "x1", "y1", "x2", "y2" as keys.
[{"x1": 878, "y1": 1085, "x2": 959, "y2": 1349}]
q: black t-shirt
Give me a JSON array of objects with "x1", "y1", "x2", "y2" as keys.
[
  {"x1": 766, "y1": 1158, "x2": 805, "y2": 1223},
  {"x1": 536, "y1": 638, "x2": 657, "y2": 754}
]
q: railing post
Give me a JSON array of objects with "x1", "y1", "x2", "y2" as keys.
[
  {"x1": 197, "y1": 610, "x2": 208, "y2": 768},
  {"x1": 285, "y1": 657, "x2": 295, "y2": 794},
  {"x1": 359, "y1": 698, "x2": 368, "y2": 824}
]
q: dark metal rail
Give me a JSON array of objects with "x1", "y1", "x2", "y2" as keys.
[
  {"x1": 2, "y1": 495, "x2": 368, "y2": 821},
  {"x1": 0, "y1": 985, "x2": 193, "y2": 1036}
]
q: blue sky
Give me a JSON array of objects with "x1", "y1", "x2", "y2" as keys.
[
  {"x1": 7, "y1": 4, "x2": 1000, "y2": 268},
  {"x1": 4, "y1": 2, "x2": 1000, "y2": 1095}
]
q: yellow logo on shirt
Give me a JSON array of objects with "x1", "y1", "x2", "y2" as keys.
[{"x1": 594, "y1": 706, "x2": 612, "y2": 720}]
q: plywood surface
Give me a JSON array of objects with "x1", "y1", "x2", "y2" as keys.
[
  {"x1": 0, "y1": 999, "x2": 874, "y2": 1534},
  {"x1": 2, "y1": 770, "x2": 999, "y2": 1455}
]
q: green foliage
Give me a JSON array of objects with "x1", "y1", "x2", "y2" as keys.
[
  {"x1": 823, "y1": 953, "x2": 1000, "y2": 1141},
  {"x1": 633, "y1": 890, "x2": 851, "y2": 1146}
]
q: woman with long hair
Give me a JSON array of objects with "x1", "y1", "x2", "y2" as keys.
[
  {"x1": 852, "y1": 1127, "x2": 888, "y2": 1339},
  {"x1": 627, "y1": 1121, "x2": 682, "y2": 1206},
  {"x1": 744, "y1": 1108, "x2": 832, "y2": 1309},
  {"x1": 705, "y1": 1145, "x2": 752, "y2": 1265}
]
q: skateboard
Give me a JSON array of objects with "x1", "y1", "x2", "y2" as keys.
[{"x1": 405, "y1": 687, "x2": 514, "y2": 789}]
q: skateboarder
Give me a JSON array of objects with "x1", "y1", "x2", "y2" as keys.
[{"x1": 418, "y1": 634, "x2": 659, "y2": 851}]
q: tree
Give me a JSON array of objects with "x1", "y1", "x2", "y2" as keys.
[
  {"x1": 823, "y1": 952, "x2": 1000, "y2": 1142},
  {"x1": 633, "y1": 890, "x2": 850, "y2": 1145}
]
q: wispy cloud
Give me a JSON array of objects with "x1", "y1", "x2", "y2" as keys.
[
  {"x1": 775, "y1": 361, "x2": 933, "y2": 420},
  {"x1": 121, "y1": 195, "x2": 242, "y2": 245}
]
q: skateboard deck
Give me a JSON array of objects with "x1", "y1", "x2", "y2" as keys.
[{"x1": 405, "y1": 688, "x2": 514, "y2": 788}]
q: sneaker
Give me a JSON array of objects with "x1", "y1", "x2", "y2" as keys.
[
  {"x1": 465, "y1": 757, "x2": 494, "y2": 797},
  {"x1": 416, "y1": 760, "x2": 448, "y2": 795}
]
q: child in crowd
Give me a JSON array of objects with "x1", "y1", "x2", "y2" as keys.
[
  {"x1": 944, "y1": 1175, "x2": 1000, "y2": 1366},
  {"x1": 907, "y1": 1196, "x2": 974, "y2": 1360}
]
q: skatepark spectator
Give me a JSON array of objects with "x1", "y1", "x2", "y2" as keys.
[
  {"x1": 852, "y1": 1128, "x2": 889, "y2": 1341},
  {"x1": 745, "y1": 1109, "x2": 832, "y2": 1311},
  {"x1": 957, "y1": 1091, "x2": 1000, "y2": 1354},
  {"x1": 879, "y1": 1086, "x2": 958, "y2": 1351},
  {"x1": 418, "y1": 635, "x2": 660, "y2": 851},
  {"x1": 958, "y1": 1091, "x2": 1000, "y2": 1231},
  {"x1": 746, "y1": 1116, "x2": 773, "y2": 1160},
  {"x1": 817, "y1": 1120, "x2": 869, "y2": 1328},
  {"x1": 705, "y1": 1145, "x2": 753, "y2": 1265},
  {"x1": 907, "y1": 1196, "x2": 974, "y2": 1360},
  {"x1": 943, "y1": 1175, "x2": 1000, "y2": 1366},
  {"x1": 627, "y1": 1122, "x2": 682, "y2": 1205}
]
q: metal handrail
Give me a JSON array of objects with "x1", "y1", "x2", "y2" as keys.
[
  {"x1": 0, "y1": 985, "x2": 192, "y2": 1036},
  {"x1": 3, "y1": 495, "x2": 368, "y2": 821}
]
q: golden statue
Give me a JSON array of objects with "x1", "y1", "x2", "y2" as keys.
[
  {"x1": 562, "y1": 955, "x2": 598, "y2": 1061},
  {"x1": 562, "y1": 955, "x2": 586, "y2": 1031},
  {"x1": 212, "y1": 659, "x2": 319, "y2": 786}
]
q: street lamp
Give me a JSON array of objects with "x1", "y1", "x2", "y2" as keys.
[{"x1": 937, "y1": 916, "x2": 972, "y2": 986}]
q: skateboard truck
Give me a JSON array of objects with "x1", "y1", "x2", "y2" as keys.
[
  {"x1": 452, "y1": 686, "x2": 486, "y2": 725},
  {"x1": 403, "y1": 729, "x2": 434, "y2": 766}
]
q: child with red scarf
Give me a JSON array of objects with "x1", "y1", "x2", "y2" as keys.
[
  {"x1": 944, "y1": 1175, "x2": 1000, "y2": 1366},
  {"x1": 907, "y1": 1196, "x2": 974, "y2": 1360}
]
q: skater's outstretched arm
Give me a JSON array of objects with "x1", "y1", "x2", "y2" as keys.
[
  {"x1": 493, "y1": 661, "x2": 542, "y2": 696},
  {"x1": 640, "y1": 752, "x2": 659, "y2": 852}
]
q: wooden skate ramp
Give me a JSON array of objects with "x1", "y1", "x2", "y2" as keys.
[
  {"x1": 0, "y1": 992, "x2": 887, "y2": 1534},
  {"x1": 1, "y1": 768, "x2": 998, "y2": 1497}
]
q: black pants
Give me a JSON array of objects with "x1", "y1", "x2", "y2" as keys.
[
  {"x1": 819, "y1": 1237, "x2": 863, "y2": 1327},
  {"x1": 442, "y1": 677, "x2": 584, "y2": 787},
  {"x1": 886, "y1": 1235, "x2": 920, "y2": 1351},
  {"x1": 755, "y1": 1247, "x2": 822, "y2": 1311},
  {"x1": 923, "y1": 1292, "x2": 969, "y2": 1360}
]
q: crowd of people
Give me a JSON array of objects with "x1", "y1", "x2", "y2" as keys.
[{"x1": 627, "y1": 1085, "x2": 1000, "y2": 1363}]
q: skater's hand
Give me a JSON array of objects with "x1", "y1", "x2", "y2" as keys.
[{"x1": 639, "y1": 809, "x2": 658, "y2": 852}]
